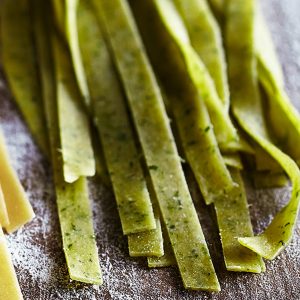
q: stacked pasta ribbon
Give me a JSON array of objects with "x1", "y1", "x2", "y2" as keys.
[{"x1": 0, "y1": 132, "x2": 34, "y2": 300}]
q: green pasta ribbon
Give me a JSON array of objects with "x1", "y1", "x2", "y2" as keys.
[
  {"x1": 156, "y1": 0, "x2": 237, "y2": 149},
  {"x1": 128, "y1": 218, "x2": 164, "y2": 257},
  {"x1": 214, "y1": 169, "x2": 265, "y2": 272},
  {"x1": 131, "y1": 0, "x2": 235, "y2": 205},
  {"x1": 99, "y1": 0, "x2": 220, "y2": 291},
  {"x1": 1, "y1": 0, "x2": 49, "y2": 156},
  {"x1": 77, "y1": 0, "x2": 156, "y2": 235},
  {"x1": 65, "y1": 0, "x2": 91, "y2": 108},
  {"x1": 147, "y1": 224, "x2": 176, "y2": 268},
  {"x1": 132, "y1": 0, "x2": 263, "y2": 274},
  {"x1": 52, "y1": 31, "x2": 95, "y2": 183},
  {"x1": 256, "y1": 9, "x2": 300, "y2": 163},
  {"x1": 174, "y1": 0, "x2": 230, "y2": 111},
  {"x1": 33, "y1": 0, "x2": 102, "y2": 284},
  {"x1": 226, "y1": 0, "x2": 300, "y2": 260}
]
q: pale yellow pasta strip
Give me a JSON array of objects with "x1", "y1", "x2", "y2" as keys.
[
  {"x1": 0, "y1": 227, "x2": 23, "y2": 300},
  {"x1": 0, "y1": 185, "x2": 9, "y2": 228},
  {"x1": 0, "y1": 131, "x2": 34, "y2": 233}
]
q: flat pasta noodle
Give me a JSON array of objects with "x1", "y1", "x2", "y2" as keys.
[
  {"x1": 0, "y1": 184, "x2": 9, "y2": 228},
  {"x1": 255, "y1": 9, "x2": 284, "y2": 86},
  {"x1": 65, "y1": 0, "x2": 91, "y2": 108},
  {"x1": 128, "y1": 218, "x2": 164, "y2": 257},
  {"x1": 209, "y1": 0, "x2": 300, "y2": 163},
  {"x1": 55, "y1": 177, "x2": 103, "y2": 284},
  {"x1": 147, "y1": 224, "x2": 176, "y2": 268},
  {"x1": 0, "y1": 130, "x2": 35, "y2": 233},
  {"x1": 128, "y1": 178, "x2": 164, "y2": 257},
  {"x1": 91, "y1": 131, "x2": 111, "y2": 188},
  {"x1": 256, "y1": 9, "x2": 300, "y2": 163},
  {"x1": 1, "y1": 0, "x2": 49, "y2": 156},
  {"x1": 33, "y1": 0, "x2": 102, "y2": 284},
  {"x1": 52, "y1": 30, "x2": 95, "y2": 183},
  {"x1": 0, "y1": 228, "x2": 23, "y2": 300},
  {"x1": 174, "y1": 0, "x2": 230, "y2": 110},
  {"x1": 131, "y1": 0, "x2": 235, "y2": 205},
  {"x1": 214, "y1": 169, "x2": 265, "y2": 272},
  {"x1": 152, "y1": 0, "x2": 238, "y2": 149},
  {"x1": 183, "y1": 42, "x2": 239, "y2": 151},
  {"x1": 167, "y1": 91, "x2": 234, "y2": 205},
  {"x1": 226, "y1": 0, "x2": 300, "y2": 260},
  {"x1": 77, "y1": 0, "x2": 156, "y2": 234},
  {"x1": 98, "y1": 0, "x2": 220, "y2": 291}
]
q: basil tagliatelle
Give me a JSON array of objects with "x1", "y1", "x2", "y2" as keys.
[
  {"x1": 130, "y1": 0, "x2": 235, "y2": 205},
  {"x1": 131, "y1": 0, "x2": 264, "y2": 272},
  {"x1": 52, "y1": 28, "x2": 96, "y2": 183},
  {"x1": 65, "y1": 0, "x2": 91, "y2": 108},
  {"x1": 77, "y1": 0, "x2": 157, "y2": 236},
  {"x1": 226, "y1": 0, "x2": 300, "y2": 260},
  {"x1": 1, "y1": 0, "x2": 49, "y2": 156},
  {"x1": 33, "y1": 0, "x2": 102, "y2": 284},
  {"x1": 173, "y1": 0, "x2": 230, "y2": 111},
  {"x1": 256, "y1": 9, "x2": 300, "y2": 165},
  {"x1": 98, "y1": 0, "x2": 220, "y2": 291}
]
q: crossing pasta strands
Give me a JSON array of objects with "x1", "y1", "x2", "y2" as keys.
[{"x1": 97, "y1": 0, "x2": 220, "y2": 291}]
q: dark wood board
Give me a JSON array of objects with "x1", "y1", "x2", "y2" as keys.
[{"x1": 1, "y1": 0, "x2": 300, "y2": 299}]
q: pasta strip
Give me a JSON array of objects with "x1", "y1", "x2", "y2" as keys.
[
  {"x1": 226, "y1": 0, "x2": 300, "y2": 259},
  {"x1": 174, "y1": 0, "x2": 230, "y2": 110},
  {"x1": 214, "y1": 169, "x2": 265, "y2": 272},
  {"x1": 131, "y1": 0, "x2": 235, "y2": 205},
  {"x1": 0, "y1": 131, "x2": 34, "y2": 233},
  {"x1": 52, "y1": 31, "x2": 95, "y2": 183},
  {"x1": 0, "y1": 228, "x2": 23, "y2": 300},
  {"x1": 33, "y1": 0, "x2": 102, "y2": 284},
  {"x1": 0, "y1": 185, "x2": 9, "y2": 228},
  {"x1": 65, "y1": 0, "x2": 91, "y2": 108},
  {"x1": 77, "y1": 0, "x2": 156, "y2": 234},
  {"x1": 256, "y1": 10, "x2": 300, "y2": 163},
  {"x1": 98, "y1": 0, "x2": 220, "y2": 291},
  {"x1": 1, "y1": 0, "x2": 49, "y2": 156}
]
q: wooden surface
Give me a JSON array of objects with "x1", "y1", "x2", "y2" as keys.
[{"x1": 1, "y1": 0, "x2": 300, "y2": 299}]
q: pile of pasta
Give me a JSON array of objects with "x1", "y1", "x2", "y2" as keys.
[
  {"x1": 0, "y1": 131, "x2": 35, "y2": 299},
  {"x1": 1, "y1": 0, "x2": 300, "y2": 295}
]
